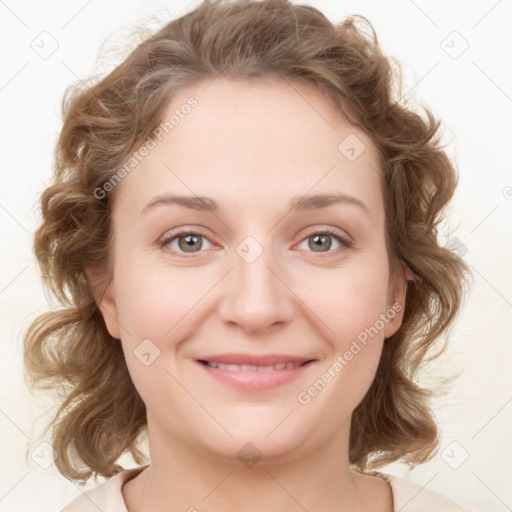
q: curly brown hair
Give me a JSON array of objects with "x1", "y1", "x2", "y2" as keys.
[{"x1": 23, "y1": 0, "x2": 471, "y2": 483}]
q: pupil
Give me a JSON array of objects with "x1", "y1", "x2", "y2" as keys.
[
  {"x1": 179, "y1": 234, "x2": 202, "y2": 252},
  {"x1": 311, "y1": 234, "x2": 331, "y2": 252}
]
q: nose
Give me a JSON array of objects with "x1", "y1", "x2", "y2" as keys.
[{"x1": 217, "y1": 237, "x2": 295, "y2": 334}]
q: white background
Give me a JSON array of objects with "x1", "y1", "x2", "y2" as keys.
[{"x1": 1, "y1": 0, "x2": 511, "y2": 510}]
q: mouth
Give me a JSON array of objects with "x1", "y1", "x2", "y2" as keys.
[
  {"x1": 195, "y1": 354, "x2": 316, "y2": 391},
  {"x1": 197, "y1": 360, "x2": 311, "y2": 371}
]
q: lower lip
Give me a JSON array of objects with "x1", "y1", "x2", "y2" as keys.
[{"x1": 196, "y1": 361, "x2": 314, "y2": 391}]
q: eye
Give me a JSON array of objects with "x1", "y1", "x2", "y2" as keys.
[
  {"x1": 159, "y1": 227, "x2": 354, "y2": 257},
  {"x1": 297, "y1": 228, "x2": 354, "y2": 254},
  {"x1": 160, "y1": 230, "x2": 214, "y2": 255}
]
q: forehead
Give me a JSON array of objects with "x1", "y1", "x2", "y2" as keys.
[{"x1": 114, "y1": 77, "x2": 384, "y2": 223}]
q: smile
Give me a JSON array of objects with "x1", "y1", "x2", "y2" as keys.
[
  {"x1": 200, "y1": 361, "x2": 306, "y2": 371},
  {"x1": 195, "y1": 354, "x2": 316, "y2": 391}
]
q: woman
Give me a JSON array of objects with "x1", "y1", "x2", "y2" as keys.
[{"x1": 24, "y1": 0, "x2": 473, "y2": 510}]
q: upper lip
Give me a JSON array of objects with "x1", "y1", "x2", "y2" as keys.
[{"x1": 197, "y1": 353, "x2": 314, "y2": 366}]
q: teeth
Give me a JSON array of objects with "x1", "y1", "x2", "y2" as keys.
[
  {"x1": 204, "y1": 361, "x2": 305, "y2": 371},
  {"x1": 241, "y1": 364, "x2": 259, "y2": 371}
]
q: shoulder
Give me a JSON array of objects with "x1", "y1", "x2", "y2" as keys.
[
  {"x1": 375, "y1": 471, "x2": 474, "y2": 512},
  {"x1": 60, "y1": 466, "x2": 147, "y2": 512}
]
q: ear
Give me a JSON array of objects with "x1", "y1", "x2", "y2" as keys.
[
  {"x1": 86, "y1": 267, "x2": 121, "y2": 340},
  {"x1": 383, "y1": 259, "x2": 414, "y2": 339}
]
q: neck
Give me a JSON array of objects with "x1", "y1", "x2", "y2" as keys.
[{"x1": 125, "y1": 420, "x2": 384, "y2": 512}]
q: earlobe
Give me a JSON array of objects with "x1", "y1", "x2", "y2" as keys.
[
  {"x1": 86, "y1": 268, "x2": 121, "y2": 340},
  {"x1": 383, "y1": 260, "x2": 413, "y2": 339},
  {"x1": 402, "y1": 261, "x2": 414, "y2": 283},
  {"x1": 97, "y1": 284, "x2": 121, "y2": 340}
]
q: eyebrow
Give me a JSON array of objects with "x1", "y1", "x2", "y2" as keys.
[{"x1": 142, "y1": 192, "x2": 370, "y2": 216}]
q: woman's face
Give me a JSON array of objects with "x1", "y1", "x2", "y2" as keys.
[{"x1": 97, "y1": 77, "x2": 407, "y2": 464}]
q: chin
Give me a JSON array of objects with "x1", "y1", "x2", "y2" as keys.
[{"x1": 199, "y1": 419, "x2": 319, "y2": 467}]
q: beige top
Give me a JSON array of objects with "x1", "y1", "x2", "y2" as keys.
[{"x1": 61, "y1": 466, "x2": 473, "y2": 511}]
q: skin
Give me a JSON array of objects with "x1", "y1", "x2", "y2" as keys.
[{"x1": 95, "y1": 77, "x2": 409, "y2": 512}]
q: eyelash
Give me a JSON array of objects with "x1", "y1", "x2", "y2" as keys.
[{"x1": 159, "y1": 227, "x2": 354, "y2": 257}]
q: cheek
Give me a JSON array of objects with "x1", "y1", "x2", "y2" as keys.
[
  {"x1": 114, "y1": 254, "x2": 211, "y2": 340},
  {"x1": 306, "y1": 262, "x2": 390, "y2": 340},
  {"x1": 113, "y1": 258, "x2": 219, "y2": 392},
  {"x1": 300, "y1": 263, "x2": 390, "y2": 399},
  {"x1": 113, "y1": 270, "x2": 193, "y2": 411}
]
